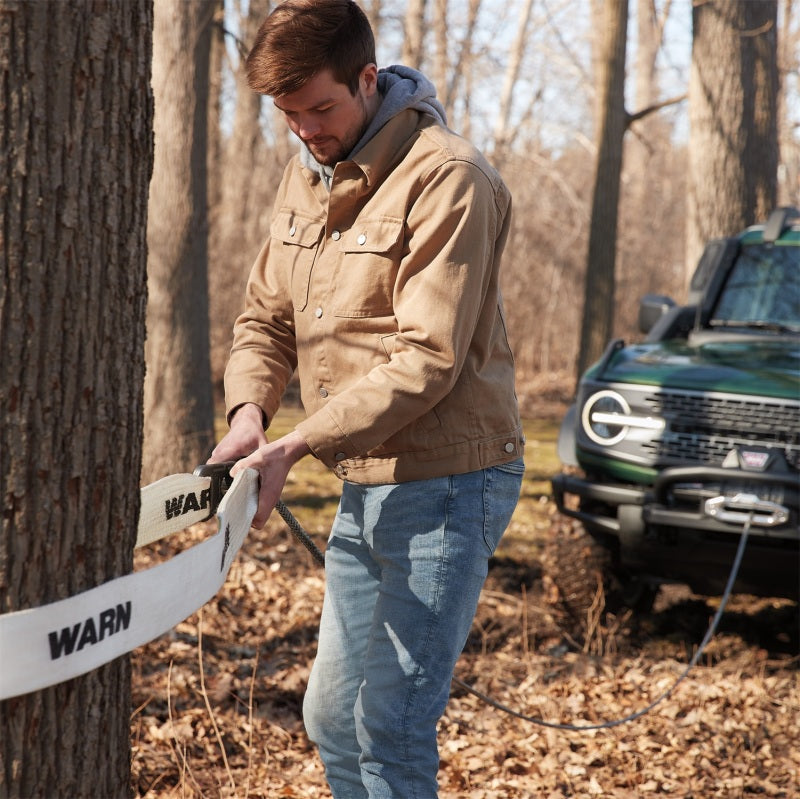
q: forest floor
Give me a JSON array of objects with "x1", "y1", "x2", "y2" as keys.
[{"x1": 130, "y1": 404, "x2": 799, "y2": 798}]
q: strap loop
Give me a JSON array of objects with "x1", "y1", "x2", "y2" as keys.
[{"x1": 0, "y1": 468, "x2": 258, "y2": 701}]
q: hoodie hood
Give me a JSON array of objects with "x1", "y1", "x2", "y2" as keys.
[{"x1": 300, "y1": 65, "x2": 447, "y2": 187}]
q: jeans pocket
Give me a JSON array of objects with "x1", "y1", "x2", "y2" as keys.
[{"x1": 483, "y1": 459, "x2": 524, "y2": 553}]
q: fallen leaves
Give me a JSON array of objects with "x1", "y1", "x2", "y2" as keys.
[{"x1": 131, "y1": 515, "x2": 799, "y2": 798}]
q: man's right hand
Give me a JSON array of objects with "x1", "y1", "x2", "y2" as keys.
[{"x1": 207, "y1": 402, "x2": 268, "y2": 463}]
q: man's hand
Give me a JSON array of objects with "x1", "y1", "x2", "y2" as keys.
[
  {"x1": 208, "y1": 403, "x2": 268, "y2": 463},
  {"x1": 230, "y1": 430, "x2": 312, "y2": 528},
  {"x1": 208, "y1": 403, "x2": 311, "y2": 527}
]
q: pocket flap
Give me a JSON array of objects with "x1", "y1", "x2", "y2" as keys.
[
  {"x1": 338, "y1": 217, "x2": 404, "y2": 254},
  {"x1": 271, "y1": 211, "x2": 324, "y2": 248}
]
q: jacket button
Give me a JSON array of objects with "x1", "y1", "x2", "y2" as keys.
[
  {"x1": 319, "y1": 387, "x2": 328, "y2": 398},
  {"x1": 315, "y1": 307, "x2": 323, "y2": 318},
  {"x1": 331, "y1": 230, "x2": 341, "y2": 241},
  {"x1": 504, "y1": 442, "x2": 515, "y2": 453},
  {"x1": 357, "y1": 233, "x2": 367, "y2": 245},
  {"x1": 289, "y1": 226, "x2": 297, "y2": 237},
  {"x1": 335, "y1": 452, "x2": 347, "y2": 461}
]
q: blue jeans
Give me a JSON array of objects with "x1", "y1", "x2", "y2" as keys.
[{"x1": 302, "y1": 459, "x2": 524, "y2": 799}]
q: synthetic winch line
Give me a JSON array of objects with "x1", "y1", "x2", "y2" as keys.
[
  {"x1": 451, "y1": 515, "x2": 753, "y2": 730},
  {"x1": 273, "y1": 496, "x2": 758, "y2": 731},
  {"x1": 0, "y1": 469, "x2": 258, "y2": 702}
]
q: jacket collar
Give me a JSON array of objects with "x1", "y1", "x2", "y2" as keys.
[{"x1": 348, "y1": 109, "x2": 432, "y2": 188}]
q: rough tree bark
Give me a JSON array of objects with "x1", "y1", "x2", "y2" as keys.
[
  {"x1": 143, "y1": 0, "x2": 216, "y2": 482},
  {"x1": 686, "y1": 0, "x2": 778, "y2": 274},
  {"x1": 0, "y1": 1, "x2": 152, "y2": 796},
  {"x1": 577, "y1": 0, "x2": 629, "y2": 379}
]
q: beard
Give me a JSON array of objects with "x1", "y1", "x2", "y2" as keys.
[{"x1": 307, "y1": 93, "x2": 371, "y2": 166}]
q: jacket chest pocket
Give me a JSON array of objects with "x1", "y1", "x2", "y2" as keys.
[
  {"x1": 332, "y1": 217, "x2": 404, "y2": 318},
  {"x1": 270, "y1": 211, "x2": 324, "y2": 311}
]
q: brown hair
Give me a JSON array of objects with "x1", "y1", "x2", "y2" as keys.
[{"x1": 246, "y1": 0, "x2": 376, "y2": 97}]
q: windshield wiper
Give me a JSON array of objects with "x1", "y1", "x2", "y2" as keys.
[{"x1": 709, "y1": 320, "x2": 800, "y2": 334}]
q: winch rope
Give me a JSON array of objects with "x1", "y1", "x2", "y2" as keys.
[
  {"x1": 275, "y1": 497, "x2": 754, "y2": 731},
  {"x1": 451, "y1": 515, "x2": 753, "y2": 730},
  {"x1": 276, "y1": 500, "x2": 326, "y2": 568}
]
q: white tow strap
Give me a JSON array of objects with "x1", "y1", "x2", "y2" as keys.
[
  {"x1": 0, "y1": 468, "x2": 258, "y2": 701},
  {"x1": 137, "y1": 471, "x2": 219, "y2": 547}
]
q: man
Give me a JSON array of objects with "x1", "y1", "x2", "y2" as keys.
[{"x1": 210, "y1": 1, "x2": 524, "y2": 795}]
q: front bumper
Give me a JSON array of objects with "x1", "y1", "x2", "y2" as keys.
[{"x1": 551, "y1": 466, "x2": 799, "y2": 599}]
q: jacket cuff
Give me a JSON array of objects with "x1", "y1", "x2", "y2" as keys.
[
  {"x1": 226, "y1": 402, "x2": 269, "y2": 430},
  {"x1": 295, "y1": 410, "x2": 360, "y2": 468}
]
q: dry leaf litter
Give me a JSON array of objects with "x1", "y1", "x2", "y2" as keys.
[{"x1": 131, "y1": 512, "x2": 799, "y2": 798}]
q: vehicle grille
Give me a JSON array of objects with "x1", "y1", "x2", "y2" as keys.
[{"x1": 641, "y1": 391, "x2": 800, "y2": 470}]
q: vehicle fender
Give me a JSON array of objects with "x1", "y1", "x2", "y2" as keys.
[{"x1": 557, "y1": 403, "x2": 579, "y2": 467}]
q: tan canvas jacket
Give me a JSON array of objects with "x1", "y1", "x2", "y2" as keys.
[{"x1": 225, "y1": 108, "x2": 524, "y2": 484}]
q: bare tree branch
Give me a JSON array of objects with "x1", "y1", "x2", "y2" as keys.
[{"x1": 626, "y1": 93, "x2": 687, "y2": 126}]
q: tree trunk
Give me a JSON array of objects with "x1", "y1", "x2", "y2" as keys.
[
  {"x1": 0, "y1": 1, "x2": 152, "y2": 796},
  {"x1": 443, "y1": 0, "x2": 482, "y2": 121},
  {"x1": 589, "y1": 0, "x2": 607, "y2": 131},
  {"x1": 686, "y1": 0, "x2": 778, "y2": 275},
  {"x1": 143, "y1": 0, "x2": 216, "y2": 482},
  {"x1": 778, "y1": 0, "x2": 798, "y2": 206},
  {"x1": 365, "y1": 0, "x2": 383, "y2": 42},
  {"x1": 616, "y1": 0, "x2": 683, "y2": 322},
  {"x1": 207, "y1": 0, "x2": 226, "y2": 216},
  {"x1": 433, "y1": 0, "x2": 449, "y2": 106},
  {"x1": 491, "y1": 0, "x2": 535, "y2": 164},
  {"x1": 627, "y1": 0, "x2": 669, "y2": 180},
  {"x1": 208, "y1": 0, "x2": 277, "y2": 396},
  {"x1": 577, "y1": 0, "x2": 629, "y2": 379},
  {"x1": 402, "y1": 0, "x2": 427, "y2": 70}
]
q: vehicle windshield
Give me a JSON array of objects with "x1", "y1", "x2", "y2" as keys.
[{"x1": 710, "y1": 243, "x2": 800, "y2": 333}]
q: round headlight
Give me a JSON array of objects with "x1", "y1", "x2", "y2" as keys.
[{"x1": 581, "y1": 390, "x2": 630, "y2": 446}]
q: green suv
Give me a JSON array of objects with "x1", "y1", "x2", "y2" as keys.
[{"x1": 552, "y1": 208, "x2": 799, "y2": 608}]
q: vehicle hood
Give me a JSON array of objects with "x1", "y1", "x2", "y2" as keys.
[{"x1": 592, "y1": 338, "x2": 800, "y2": 400}]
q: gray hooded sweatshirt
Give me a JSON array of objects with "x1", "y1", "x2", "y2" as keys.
[{"x1": 300, "y1": 65, "x2": 448, "y2": 190}]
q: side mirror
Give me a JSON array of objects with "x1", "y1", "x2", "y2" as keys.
[{"x1": 638, "y1": 294, "x2": 676, "y2": 334}]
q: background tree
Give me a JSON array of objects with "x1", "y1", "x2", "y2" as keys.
[
  {"x1": 576, "y1": 0, "x2": 629, "y2": 378},
  {"x1": 441, "y1": 0, "x2": 481, "y2": 123},
  {"x1": 686, "y1": 0, "x2": 779, "y2": 274},
  {"x1": 778, "y1": 0, "x2": 799, "y2": 206},
  {"x1": 207, "y1": 0, "x2": 226, "y2": 217},
  {"x1": 364, "y1": 0, "x2": 384, "y2": 42},
  {"x1": 616, "y1": 0, "x2": 685, "y2": 335},
  {"x1": 491, "y1": 0, "x2": 535, "y2": 165},
  {"x1": 208, "y1": 0, "x2": 284, "y2": 398},
  {"x1": 143, "y1": 0, "x2": 216, "y2": 482},
  {"x1": 627, "y1": 0, "x2": 673, "y2": 206},
  {"x1": 0, "y1": 1, "x2": 152, "y2": 795},
  {"x1": 402, "y1": 0, "x2": 427, "y2": 68}
]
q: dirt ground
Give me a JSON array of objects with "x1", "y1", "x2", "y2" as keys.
[{"x1": 129, "y1": 504, "x2": 799, "y2": 799}]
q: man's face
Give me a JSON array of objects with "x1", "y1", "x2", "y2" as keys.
[{"x1": 274, "y1": 65, "x2": 379, "y2": 167}]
